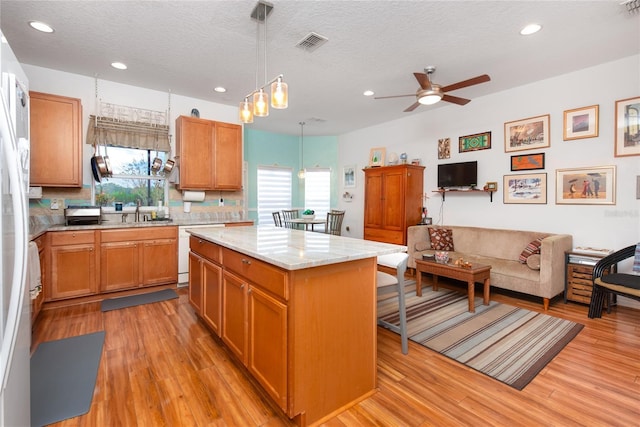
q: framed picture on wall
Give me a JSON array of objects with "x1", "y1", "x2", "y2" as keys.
[
  {"x1": 369, "y1": 147, "x2": 385, "y2": 167},
  {"x1": 343, "y1": 165, "x2": 356, "y2": 188},
  {"x1": 510, "y1": 153, "x2": 545, "y2": 171},
  {"x1": 555, "y1": 165, "x2": 616, "y2": 205},
  {"x1": 504, "y1": 114, "x2": 550, "y2": 153},
  {"x1": 614, "y1": 96, "x2": 640, "y2": 157},
  {"x1": 563, "y1": 105, "x2": 599, "y2": 140},
  {"x1": 438, "y1": 138, "x2": 451, "y2": 159},
  {"x1": 459, "y1": 131, "x2": 491, "y2": 153},
  {"x1": 503, "y1": 173, "x2": 547, "y2": 204}
]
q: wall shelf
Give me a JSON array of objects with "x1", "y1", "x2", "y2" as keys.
[{"x1": 433, "y1": 188, "x2": 497, "y2": 202}]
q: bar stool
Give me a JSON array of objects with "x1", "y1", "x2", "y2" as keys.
[{"x1": 377, "y1": 252, "x2": 409, "y2": 354}]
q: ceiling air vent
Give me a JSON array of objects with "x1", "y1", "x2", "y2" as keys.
[{"x1": 296, "y1": 32, "x2": 328, "y2": 52}]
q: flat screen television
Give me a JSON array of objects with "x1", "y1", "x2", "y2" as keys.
[{"x1": 437, "y1": 161, "x2": 478, "y2": 189}]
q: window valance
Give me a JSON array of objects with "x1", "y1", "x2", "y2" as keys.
[{"x1": 86, "y1": 114, "x2": 171, "y2": 152}]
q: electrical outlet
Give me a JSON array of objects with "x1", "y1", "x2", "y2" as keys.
[{"x1": 50, "y1": 198, "x2": 59, "y2": 210}]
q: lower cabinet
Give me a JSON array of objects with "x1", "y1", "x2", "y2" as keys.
[
  {"x1": 48, "y1": 230, "x2": 98, "y2": 300},
  {"x1": 221, "y1": 270, "x2": 248, "y2": 364},
  {"x1": 100, "y1": 227, "x2": 177, "y2": 292},
  {"x1": 189, "y1": 250, "x2": 223, "y2": 336}
]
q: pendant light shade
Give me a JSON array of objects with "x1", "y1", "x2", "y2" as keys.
[
  {"x1": 239, "y1": 98, "x2": 254, "y2": 123},
  {"x1": 271, "y1": 76, "x2": 288, "y2": 109},
  {"x1": 253, "y1": 88, "x2": 269, "y2": 117}
]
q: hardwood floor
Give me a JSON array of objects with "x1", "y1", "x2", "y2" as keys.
[{"x1": 33, "y1": 283, "x2": 640, "y2": 427}]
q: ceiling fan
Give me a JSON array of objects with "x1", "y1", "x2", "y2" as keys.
[{"x1": 375, "y1": 66, "x2": 491, "y2": 112}]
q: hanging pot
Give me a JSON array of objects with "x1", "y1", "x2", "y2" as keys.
[
  {"x1": 103, "y1": 142, "x2": 113, "y2": 177},
  {"x1": 151, "y1": 151, "x2": 163, "y2": 173},
  {"x1": 163, "y1": 159, "x2": 175, "y2": 174},
  {"x1": 91, "y1": 145, "x2": 102, "y2": 182}
]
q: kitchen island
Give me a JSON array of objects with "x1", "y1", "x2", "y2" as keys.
[{"x1": 187, "y1": 225, "x2": 406, "y2": 426}]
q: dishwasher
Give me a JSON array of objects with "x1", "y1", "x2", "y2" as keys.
[{"x1": 178, "y1": 224, "x2": 224, "y2": 286}]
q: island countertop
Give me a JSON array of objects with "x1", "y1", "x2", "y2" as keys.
[{"x1": 187, "y1": 224, "x2": 406, "y2": 270}]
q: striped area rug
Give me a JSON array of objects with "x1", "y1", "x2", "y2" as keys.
[{"x1": 378, "y1": 281, "x2": 584, "y2": 390}]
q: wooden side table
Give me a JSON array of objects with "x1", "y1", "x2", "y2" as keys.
[{"x1": 564, "y1": 251, "x2": 616, "y2": 311}]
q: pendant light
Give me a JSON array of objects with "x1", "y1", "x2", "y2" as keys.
[
  {"x1": 298, "y1": 121, "x2": 306, "y2": 179},
  {"x1": 239, "y1": 1, "x2": 288, "y2": 123}
]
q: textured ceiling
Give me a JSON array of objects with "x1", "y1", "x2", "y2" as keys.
[{"x1": 1, "y1": 1, "x2": 639, "y2": 136}]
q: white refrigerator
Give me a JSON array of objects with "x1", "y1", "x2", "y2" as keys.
[{"x1": 0, "y1": 30, "x2": 31, "y2": 426}]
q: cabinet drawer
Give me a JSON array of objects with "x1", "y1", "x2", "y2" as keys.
[
  {"x1": 190, "y1": 236, "x2": 222, "y2": 263},
  {"x1": 50, "y1": 230, "x2": 95, "y2": 246},
  {"x1": 364, "y1": 228, "x2": 404, "y2": 245},
  {"x1": 222, "y1": 248, "x2": 288, "y2": 300},
  {"x1": 101, "y1": 226, "x2": 177, "y2": 243}
]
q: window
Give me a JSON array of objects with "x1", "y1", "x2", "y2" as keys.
[
  {"x1": 93, "y1": 146, "x2": 168, "y2": 207},
  {"x1": 257, "y1": 166, "x2": 292, "y2": 225},
  {"x1": 304, "y1": 168, "x2": 331, "y2": 222}
]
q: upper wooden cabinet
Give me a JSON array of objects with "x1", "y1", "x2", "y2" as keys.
[
  {"x1": 175, "y1": 115, "x2": 242, "y2": 191},
  {"x1": 30, "y1": 91, "x2": 83, "y2": 187},
  {"x1": 363, "y1": 164, "x2": 425, "y2": 245}
]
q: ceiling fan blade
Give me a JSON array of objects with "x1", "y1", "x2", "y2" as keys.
[
  {"x1": 440, "y1": 74, "x2": 490, "y2": 93},
  {"x1": 413, "y1": 72, "x2": 432, "y2": 90},
  {"x1": 374, "y1": 94, "x2": 415, "y2": 99},
  {"x1": 442, "y1": 94, "x2": 471, "y2": 105},
  {"x1": 404, "y1": 101, "x2": 421, "y2": 112}
]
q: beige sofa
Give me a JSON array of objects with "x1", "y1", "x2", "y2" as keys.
[{"x1": 407, "y1": 225, "x2": 573, "y2": 310}]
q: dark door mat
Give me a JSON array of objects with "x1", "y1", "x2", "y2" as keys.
[
  {"x1": 100, "y1": 288, "x2": 178, "y2": 312},
  {"x1": 31, "y1": 331, "x2": 105, "y2": 427}
]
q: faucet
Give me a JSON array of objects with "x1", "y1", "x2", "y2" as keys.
[
  {"x1": 121, "y1": 213, "x2": 128, "y2": 223},
  {"x1": 135, "y1": 199, "x2": 141, "y2": 222}
]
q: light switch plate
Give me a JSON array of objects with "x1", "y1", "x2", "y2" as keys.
[{"x1": 50, "y1": 199, "x2": 59, "y2": 210}]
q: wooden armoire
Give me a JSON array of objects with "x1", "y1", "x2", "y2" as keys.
[{"x1": 363, "y1": 164, "x2": 425, "y2": 245}]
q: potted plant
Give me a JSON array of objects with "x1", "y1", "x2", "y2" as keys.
[{"x1": 302, "y1": 209, "x2": 315, "y2": 219}]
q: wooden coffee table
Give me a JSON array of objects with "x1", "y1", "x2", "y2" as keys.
[{"x1": 415, "y1": 258, "x2": 491, "y2": 312}]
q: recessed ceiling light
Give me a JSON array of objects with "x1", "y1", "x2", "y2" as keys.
[
  {"x1": 214, "y1": 86, "x2": 227, "y2": 93},
  {"x1": 111, "y1": 62, "x2": 127, "y2": 70},
  {"x1": 28, "y1": 21, "x2": 54, "y2": 33},
  {"x1": 363, "y1": 90, "x2": 375, "y2": 96},
  {"x1": 520, "y1": 23, "x2": 542, "y2": 36}
]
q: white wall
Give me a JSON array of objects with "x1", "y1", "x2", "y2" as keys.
[{"x1": 336, "y1": 55, "x2": 640, "y2": 254}]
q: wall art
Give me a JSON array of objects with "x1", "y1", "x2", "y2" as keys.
[
  {"x1": 459, "y1": 131, "x2": 491, "y2": 153},
  {"x1": 369, "y1": 147, "x2": 385, "y2": 167},
  {"x1": 555, "y1": 165, "x2": 616, "y2": 205},
  {"x1": 563, "y1": 104, "x2": 599, "y2": 140},
  {"x1": 503, "y1": 173, "x2": 547, "y2": 204},
  {"x1": 504, "y1": 114, "x2": 550, "y2": 153},
  {"x1": 510, "y1": 153, "x2": 545, "y2": 171},
  {"x1": 438, "y1": 138, "x2": 451, "y2": 159},
  {"x1": 343, "y1": 165, "x2": 356, "y2": 188},
  {"x1": 614, "y1": 96, "x2": 640, "y2": 157}
]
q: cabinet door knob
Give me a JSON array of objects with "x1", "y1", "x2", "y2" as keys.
[{"x1": 241, "y1": 259, "x2": 252, "y2": 265}]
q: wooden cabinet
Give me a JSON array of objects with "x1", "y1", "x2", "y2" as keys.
[
  {"x1": 30, "y1": 92, "x2": 82, "y2": 187},
  {"x1": 48, "y1": 230, "x2": 98, "y2": 300},
  {"x1": 364, "y1": 164, "x2": 424, "y2": 245},
  {"x1": 31, "y1": 236, "x2": 46, "y2": 324},
  {"x1": 221, "y1": 270, "x2": 248, "y2": 363},
  {"x1": 189, "y1": 235, "x2": 223, "y2": 335},
  {"x1": 100, "y1": 227, "x2": 177, "y2": 292},
  {"x1": 565, "y1": 251, "x2": 615, "y2": 306},
  {"x1": 175, "y1": 115, "x2": 242, "y2": 191}
]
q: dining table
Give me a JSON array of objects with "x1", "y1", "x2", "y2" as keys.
[{"x1": 285, "y1": 217, "x2": 326, "y2": 231}]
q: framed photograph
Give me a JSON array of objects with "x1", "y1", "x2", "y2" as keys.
[
  {"x1": 563, "y1": 105, "x2": 599, "y2": 140},
  {"x1": 503, "y1": 173, "x2": 547, "y2": 204},
  {"x1": 485, "y1": 181, "x2": 498, "y2": 191},
  {"x1": 459, "y1": 131, "x2": 491, "y2": 153},
  {"x1": 438, "y1": 138, "x2": 451, "y2": 159},
  {"x1": 369, "y1": 147, "x2": 385, "y2": 167},
  {"x1": 504, "y1": 114, "x2": 550, "y2": 153},
  {"x1": 555, "y1": 165, "x2": 616, "y2": 205},
  {"x1": 510, "y1": 153, "x2": 545, "y2": 171},
  {"x1": 343, "y1": 165, "x2": 356, "y2": 188},
  {"x1": 615, "y1": 96, "x2": 640, "y2": 157}
]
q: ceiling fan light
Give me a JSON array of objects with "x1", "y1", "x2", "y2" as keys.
[
  {"x1": 239, "y1": 98, "x2": 254, "y2": 123},
  {"x1": 253, "y1": 89, "x2": 269, "y2": 117},
  {"x1": 418, "y1": 92, "x2": 442, "y2": 105},
  {"x1": 270, "y1": 76, "x2": 288, "y2": 109}
]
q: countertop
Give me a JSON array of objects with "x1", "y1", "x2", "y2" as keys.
[
  {"x1": 29, "y1": 218, "x2": 252, "y2": 241},
  {"x1": 188, "y1": 225, "x2": 407, "y2": 271}
]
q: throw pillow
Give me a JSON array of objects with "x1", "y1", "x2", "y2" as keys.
[
  {"x1": 414, "y1": 241, "x2": 430, "y2": 252},
  {"x1": 519, "y1": 238, "x2": 543, "y2": 263},
  {"x1": 428, "y1": 228, "x2": 454, "y2": 251},
  {"x1": 526, "y1": 254, "x2": 541, "y2": 270}
]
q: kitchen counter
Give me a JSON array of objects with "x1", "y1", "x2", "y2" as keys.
[{"x1": 187, "y1": 224, "x2": 406, "y2": 270}]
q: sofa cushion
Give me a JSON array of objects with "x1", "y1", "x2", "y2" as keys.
[
  {"x1": 429, "y1": 228, "x2": 454, "y2": 251},
  {"x1": 519, "y1": 238, "x2": 543, "y2": 263},
  {"x1": 526, "y1": 254, "x2": 541, "y2": 270}
]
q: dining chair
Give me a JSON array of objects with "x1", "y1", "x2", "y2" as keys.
[
  {"x1": 282, "y1": 209, "x2": 299, "y2": 229},
  {"x1": 325, "y1": 211, "x2": 345, "y2": 235},
  {"x1": 272, "y1": 211, "x2": 283, "y2": 227},
  {"x1": 377, "y1": 252, "x2": 410, "y2": 354}
]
